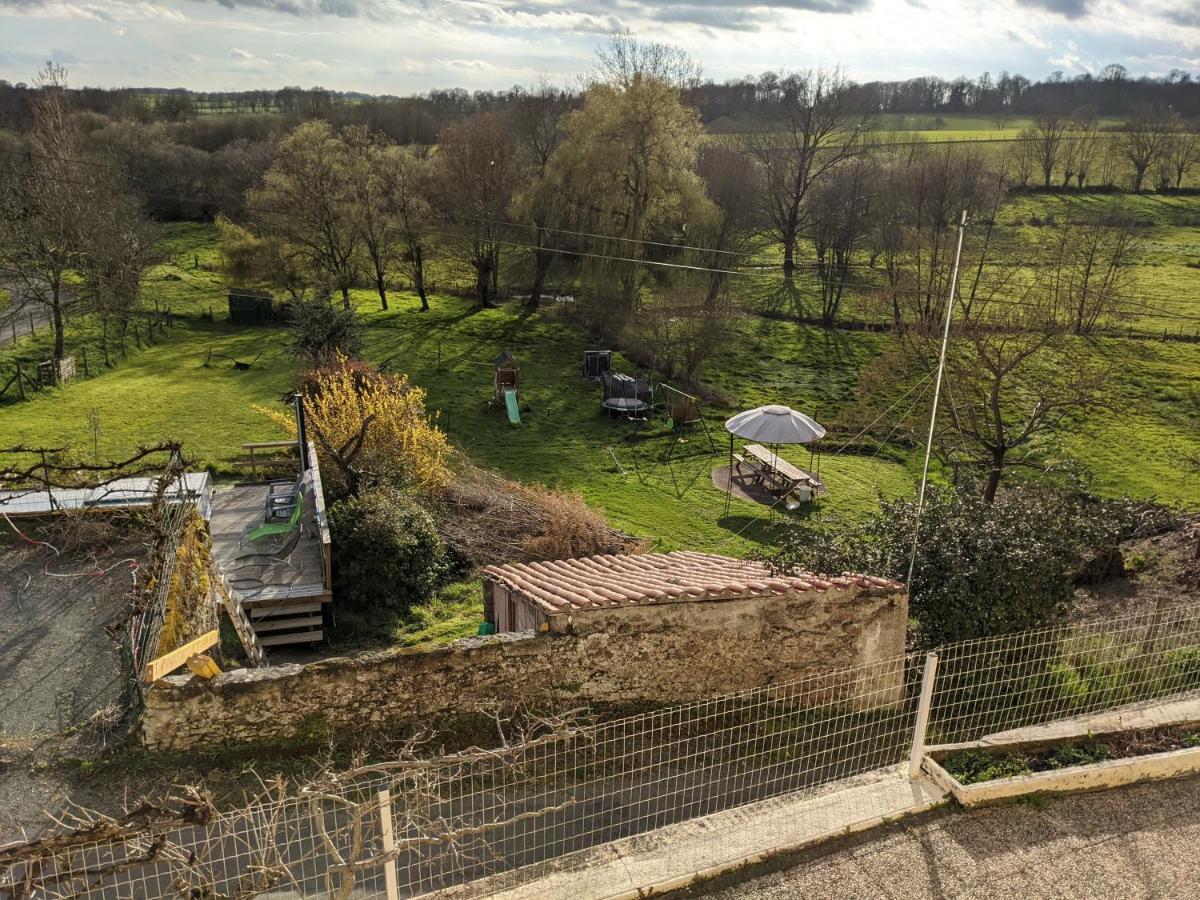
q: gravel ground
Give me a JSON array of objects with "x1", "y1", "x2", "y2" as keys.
[
  {"x1": 0, "y1": 524, "x2": 147, "y2": 838},
  {"x1": 682, "y1": 775, "x2": 1200, "y2": 899}
]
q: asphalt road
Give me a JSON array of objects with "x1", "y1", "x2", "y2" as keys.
[{"x1": 683, "y1": 774, "x2": 1200, "y2": 899}]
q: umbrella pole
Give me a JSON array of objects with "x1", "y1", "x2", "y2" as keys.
[{"x1": 725, "y1": 433, "x2": 733, "y2": 515}]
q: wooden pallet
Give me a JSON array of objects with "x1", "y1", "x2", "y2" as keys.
[{"x1": 248, "y1": 600, "x2": 324, "y2": 646}]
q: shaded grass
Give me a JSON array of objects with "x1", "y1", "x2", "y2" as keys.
[{"x1": 329, "y1": 578, "x2": 484, "y2": 652}]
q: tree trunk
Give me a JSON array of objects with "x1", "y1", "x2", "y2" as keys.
[
  {"x1": 474, "y1": 256, "x2": 494, "y2": 308},
  {"x1": 983, "y1": 448, "x2": 1006, "y2": 502},
  {"x1": 51, "y1": 296, "x2": 65, "y2": 361},
  {"x1": 339, "y1": 285, "x2": 351, "y2": 310},
  {"x1": 782, "y1": 240, "x2": 795, "y2": 278},
  {"x1": 528, "y1": 242, "x2": 551, "y2": 312},
  {"x1": 412, "y1": 245, "x2": 429, "y2": 311},
  {"x1": 375, "y1": 272, "x2": 388, "y2": 311}
]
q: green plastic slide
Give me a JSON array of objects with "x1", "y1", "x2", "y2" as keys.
[{"x1": 504, "y1": 389, "x2": 521, "y2": 424}]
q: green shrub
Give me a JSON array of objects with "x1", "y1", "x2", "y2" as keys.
[
  {"x1": 329, "y1": 489, "x2": 446, "y2": 613},
  {"x1": 288, "y1": 295, "x2": 364, "y2": 365},
  {"x1": 1043, "y1": 741, "x2": 1108, "y2": 769},
  {"x1": 764, "y1": 484, "x2": 1099, "y2": 647},
  {"x1": 940, "y1": 749, "x2": 1032, "y2": 785}
]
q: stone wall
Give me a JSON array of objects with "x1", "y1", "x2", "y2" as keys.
[{"x1": 142, "y1": 585, "x2": 907, "y2": 751}]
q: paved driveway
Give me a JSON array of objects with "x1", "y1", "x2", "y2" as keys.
[{"x1": 686, "y1": 775, "x2": 1200, "y2": 899}]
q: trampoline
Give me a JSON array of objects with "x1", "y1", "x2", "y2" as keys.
[{"x1": 602, "y1": 396, "x2": 649, "y2": 416}]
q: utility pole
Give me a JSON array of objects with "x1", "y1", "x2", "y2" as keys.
[{"x1": 907, "y1": 209, "x2": 969, "y2": 586}]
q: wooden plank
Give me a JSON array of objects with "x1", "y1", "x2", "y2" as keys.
[
  {"x1": 259, "y1": 630, "x2": 323, "y2": 646},
  {"x1": 249, "y1": 601, "x2": 323, "y2": 619},
  {"x1": 379, "y1": 789, "x2": 399, "y2": 900},
  {"x1": 252, "y1": 615, "x2": 324, "y2": 633},
  {"x1": 241, "y1": 440, "x2": 298, "y2": 449},
  {"x1": 144, "y1": 630, "x2": 219, "y2": 683}
]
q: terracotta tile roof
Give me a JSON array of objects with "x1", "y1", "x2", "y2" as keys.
[{"x1": 483, "y1": 551, "x2": 903, "y2": 615}]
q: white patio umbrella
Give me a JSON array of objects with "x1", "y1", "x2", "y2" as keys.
[
  {"x1": 722, "y1": 405, "x2": 826, "y2": 512},
  {"x1": 725, "y1": 404, "x2": 826, "y2": 445}
]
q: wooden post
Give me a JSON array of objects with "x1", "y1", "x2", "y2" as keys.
[
  {"x1": 81, "y1": 346, "x2": 89, "y2": 376},
  {"x1": 15, "y1": 362, "x2": 25, "y2": 401},
  {"x1": 908, "y1": 652, "x2": 939, "y2": 779},
  {"x1": 134, "y1": 325, "x2": 141, "y2": 350},
  {"x1": 248, "y1": 446, "x2": 258, "y2": 480},
  {"x1": 378, "y1": 789, "x2": 399, "y2": 900}
]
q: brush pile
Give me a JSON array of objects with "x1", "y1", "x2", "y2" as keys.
[{"x1": 438, "y1": 464, "x2": 642, "y2": 567}]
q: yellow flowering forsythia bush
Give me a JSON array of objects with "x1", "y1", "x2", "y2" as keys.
[
  {"x1": 258, "y1": 352, "x2": 452, "y2": 498},
  {"x1": 152, "y1": 508, "x2": 215, "y2": 657}
]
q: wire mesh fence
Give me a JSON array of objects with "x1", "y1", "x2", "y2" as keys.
[
  {"x1": 927, "y1": 600, "x2": 1200, "y2": 745},
  {"x1": 119, "y1": 476, "x2": 217, "y2": 707},
  {"x1": 4, "y1": 600, "x2": 1200, "y2": 899}
]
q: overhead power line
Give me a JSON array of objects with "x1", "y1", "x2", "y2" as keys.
[{"x1": 3, "y1": 155, "x2": 1199, "y2": 326}]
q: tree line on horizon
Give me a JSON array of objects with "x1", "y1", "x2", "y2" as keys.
[{"x1": 0, "y1": 58, "x2": 1197, "y2": 141}]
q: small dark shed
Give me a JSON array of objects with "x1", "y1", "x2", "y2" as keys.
[{"x1": 227, "y1": 289, "x2": 275, "y2": 325}]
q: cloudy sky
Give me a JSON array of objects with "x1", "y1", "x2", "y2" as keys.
[{"x1": 0, "y1": 0, "x2": 1196, "y2": 94}]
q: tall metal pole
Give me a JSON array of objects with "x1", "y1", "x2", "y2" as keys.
[
  {"x1": 906, "y1": 210, "x2": 968, "y2": 586},
  {"x1": 293, "y1": 392, "x2": 310, "y2": 472}
]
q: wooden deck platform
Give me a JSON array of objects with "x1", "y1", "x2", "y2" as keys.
[{"x1": 209, "y1": 481, "x2": 329, "y2": 646}]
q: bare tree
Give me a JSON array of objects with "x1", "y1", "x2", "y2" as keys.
[
  {"x1": 385, "y1": 145, "x2": 436, "y2": 311},
  {"x1": 919, "y1": 290, "x2": 1114, "y2": 501},
  {"x1": 881, "y1": 145, "x2": 1003, "y2": 325},
  {"x1": 1004, "y1": 134, "x2": 1037, "y2": 189},
  {"x1": 694, "y1": 143, "x2": 765, "y2": 306},
  {"x1": 594, "y1": 29, "x2": 702, "y2": 89},
  {"x1": 431, "y1": 112, "x2": 522, "y2": 308},
  {"x1": 1025, "y1": 114, "x2": 1067, "y2": 189},
  {"x1": 806, "y1": 157, "x2": 875, "y2": 326},
  {"x1": 248, "y1": 120, "x2": 363, "y2": 309},
  {"x1": 1044, "y1": 211, "x2": 1138, "y2": 334},
  {"x1": 1120, "y1": 106, "x2": 1174, "y2": 192},
  {"x1": 1165, "y1": 122, "x2": 1200, "y2": 189},
  {"x1": 508, "y1": 83, "x2": 571, "y2": 310},
  {"x1": 741, "y1": 69, "x2": 871, "y2": 277},
  {"x1": 0, "y1": 64, "x2": 152, "y2": 362},
  {"x1": 1060, "y1": 109, "x2": 1101, "y2": 190},
  {"x1": 345, "y1": 127, "x2": 396, "y2": 310}
]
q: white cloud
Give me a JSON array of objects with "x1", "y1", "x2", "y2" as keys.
[
  {"x1": 0, "y1": 0, "x2": 1194, "y2": 92},
  {"x1": 229, "y1": 46, "x2": 268, "y2": 64}
]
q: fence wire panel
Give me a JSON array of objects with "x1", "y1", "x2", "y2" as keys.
[
  {"x1": 0, "y1": 796, "x2": 390, "y2": 900},
  {"x1": 928, "y1": 602, "x2": 1200, "y2": 745},
  {"x1": 6, "y1": 602, "x2": 1200, "y2": 900},
  {"x1": 124, "y1": 496, "x2": 197, "y2": 693},
  {"x1": 381, "y1": 653, "x2": 921, "y2": 897}
]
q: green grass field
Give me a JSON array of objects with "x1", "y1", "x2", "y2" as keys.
[{"x1": 1, "y1": 189, "x2": 1197, "y2": 566}]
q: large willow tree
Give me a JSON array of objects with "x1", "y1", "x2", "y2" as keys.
[{"x1": 534, "y1": 49, "x2": 713, "y2": 323}]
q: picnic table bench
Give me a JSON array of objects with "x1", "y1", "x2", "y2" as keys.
[{"x1": 741, "y1": 444, "x2": 822, "y2": 501}]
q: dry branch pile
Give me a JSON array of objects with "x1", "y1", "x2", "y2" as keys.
[{"x1": 438, "y1": 464, "x2": 642, "y2": 567}]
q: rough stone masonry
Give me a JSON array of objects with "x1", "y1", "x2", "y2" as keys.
[{"x1": 142, "y1": 581, "x2": 907, "y2": 752}]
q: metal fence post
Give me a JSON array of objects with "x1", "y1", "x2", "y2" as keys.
[
  {"x1": 378, "y1": 788, "x2": 399, "y2": 900},
  {"x1": 908, "y1": 651, "x2": 939, "y2": 779}
]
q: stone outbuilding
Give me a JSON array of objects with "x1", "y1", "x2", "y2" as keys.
[{"x1": 483, "y1": 550, "x2": 907, "y2": 670}]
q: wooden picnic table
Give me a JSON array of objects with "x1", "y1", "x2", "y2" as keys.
[
  {"x1": 743, "y1": 444, "x2": 818, "y2": 495},
  {"x1": 242, "y1": 440, "x2": 298, "y2": 481}
]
